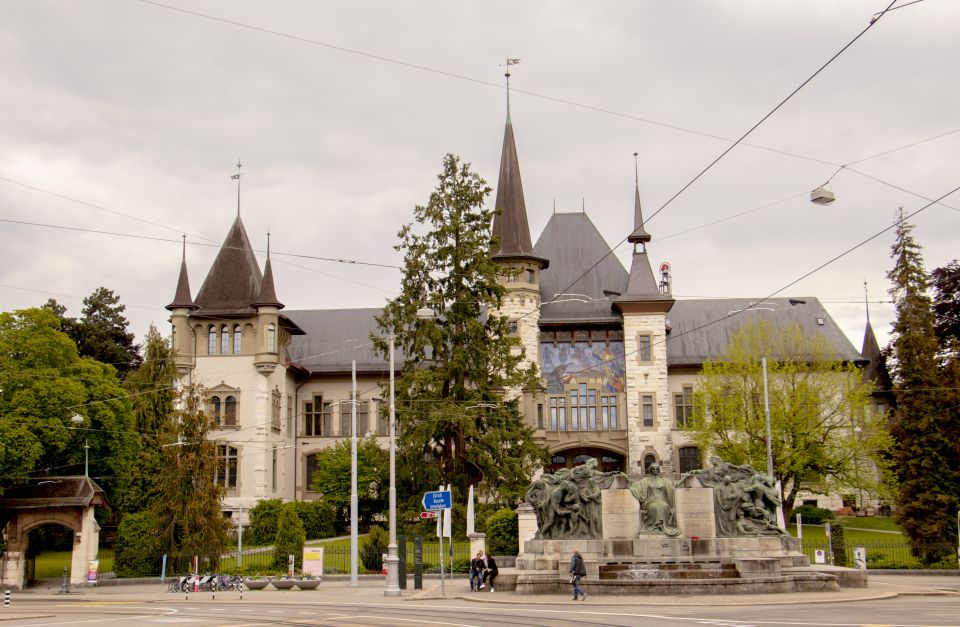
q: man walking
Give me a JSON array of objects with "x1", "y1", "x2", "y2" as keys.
[{"x1": 569, "y1": 549, "x2": 587, "y2": 600}]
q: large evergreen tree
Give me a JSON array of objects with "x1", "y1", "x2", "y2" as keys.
[
  {"x1": 122, "y1": 325, "x2": 178, "y2": 512},
  {"x1": 886, "y1": 217, "x2": 959, "y2": 562},
  {"x1": 686, "y1": 319, "x2": 880, "y2": 522},
  {"x1": 373, "y1": 154, "x2": 547, "y2": 513},
  {"x1": 153, "y1": 384, "x2": 229, "y2": 561}
]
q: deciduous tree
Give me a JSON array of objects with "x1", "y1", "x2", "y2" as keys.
[
  {"x1": 309, "y1": 436, "x2": 388, "y2": 531},
  {"x1": 686, "y1": 319, "x2": 880, "y2": 522}
]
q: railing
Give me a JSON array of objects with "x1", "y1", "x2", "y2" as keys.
[{"x1": 801, "y1": 540, "x2": 959, "y2": 569}]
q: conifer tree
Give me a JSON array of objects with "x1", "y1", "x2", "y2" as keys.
[
  {"x1": 886, "y1": 216, "x2": 959, "y2": 562},
  {"x1": 122, "y1": 325, "x2": 178, "y2": 512},
  {"x1": 373, "y1": 154, "x2": 547, "y2": 513},
  {"x1": 153, "y1": 384, "x2": 229, "y2": 562}
]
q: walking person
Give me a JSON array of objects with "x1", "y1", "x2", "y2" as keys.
[
  {"x1": 469, "y1": 551, "x2": 484, "y2": 592},
  {"x1": 569, "y1": 549, "x2": 587, "y2": 600}
]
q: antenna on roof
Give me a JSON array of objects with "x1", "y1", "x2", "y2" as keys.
[
  {"x1": 864, "y1": 278, "x2": 870, "y2": 324},
  {"x1": 231, "y1": 160, "x2": 243, "y2": 216}
]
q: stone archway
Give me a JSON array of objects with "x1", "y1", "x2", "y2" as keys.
[{"x1": 0, "y1": 477, "x2": 107, "y2": 590}]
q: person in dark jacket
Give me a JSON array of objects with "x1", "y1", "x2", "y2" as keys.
[
  {"x1": 469, "y1": 551, "x2": 484, "y2": 591},
  {"x1": 569, "y1": 549, "x2": 587, "y2": 600},
  {"x1": 481, "y1": 553, "x2": 498, "y2": 592}
]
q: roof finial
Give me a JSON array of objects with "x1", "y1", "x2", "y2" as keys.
[
  {"x1": 503, "y1": 58, "x2": 520, "y2": 123},
  {"x1": 267, "y1": 230, "x2": 271, "y2": 260},
  {"x1": 231, "y1": 160, "x2": 243, "y2": 215},
  {"x1": 634, "y1": 151, "x2": 639, "y2": 187},
  {"x1": 864, "y1": 278, "x2": 871, "y2": 324},
  {"x1": 181, "y1": 233, "x2": 187, "y2": 261}
]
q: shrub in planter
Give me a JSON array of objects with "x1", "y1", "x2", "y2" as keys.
[
  {"x1": 115, "y1": 511, "x2": 162, "y2": 577},
  {"x1": 484, "y1": 508, "x2": 518, "y2": 556}
]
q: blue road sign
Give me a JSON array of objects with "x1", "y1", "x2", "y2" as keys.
[{"x1": 422, "y1": 490, "x2": 452, "y2": 511}]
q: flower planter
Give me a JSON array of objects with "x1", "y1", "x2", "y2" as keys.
[
  {"x1": 295, "y1": 579, "x2": 321, "y2": 590},
  {"x1": 243, "y1": 580, "x2": 269, "y2": 590},
  {"x1": 271, "y1": 579, "x2": 297, "y2": 590}
]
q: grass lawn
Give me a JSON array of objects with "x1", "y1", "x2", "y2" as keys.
[{"x1": 33, "y1": 549, "x2": 114, "y2": 579}]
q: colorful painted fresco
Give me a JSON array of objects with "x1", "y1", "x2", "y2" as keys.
[{"x1": 540, "y1": 340, "x2": 625, "y2": 393}]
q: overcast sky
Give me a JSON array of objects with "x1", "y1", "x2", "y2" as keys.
[{"x1": 2, "y1": 1, "x2": 958, "y2": 356}]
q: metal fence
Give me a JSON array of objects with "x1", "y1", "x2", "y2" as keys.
[{"x1": 801, "y1": 540, "x2": 959, "y2": 569}]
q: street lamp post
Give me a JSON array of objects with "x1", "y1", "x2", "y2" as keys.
[
  {"x1": 384, "y1": 333, "x2": 401, "y2": 596},
  {"x1": 350, "y1": 360, "x2": 358, "y2": 586},
  {"x1": 70, "y1": 414, "x2": 88, "y2": 478}
]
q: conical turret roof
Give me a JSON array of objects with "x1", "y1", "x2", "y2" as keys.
[
  {"x1": 491, "y1": 118, "x2": 548, "y2": 268},
  {"x1": 166, "y1": 243, "x2": 197, "y2": 311},
  {"x1": 253, "y1": 256, "x2": 284, "y2": 309},
  {"x1": 194, "y1": 214, "x2": 263, "y2": 316},
  {"x1": 861, "y1": 320, "x2": 892, "y2": 389},
  {"x1": 615, "y1": 180, "x2": 673, "y2": 311}
]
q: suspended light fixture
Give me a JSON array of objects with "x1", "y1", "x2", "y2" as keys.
[{"x1": 810, "y1": 184, "x2": 836, "y2": 205}]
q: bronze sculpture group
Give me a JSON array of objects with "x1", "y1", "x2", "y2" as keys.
[{"x1": 525, "y1": 456, "x2": 785, "y2": 539}]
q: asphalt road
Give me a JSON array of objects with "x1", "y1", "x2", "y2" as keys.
[{"x1": 0, "y1": 575, "x2": 957, "y2": 627}]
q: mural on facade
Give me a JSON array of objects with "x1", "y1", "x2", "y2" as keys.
[{"x1": 540, "y1": 341, "x2": 625, "y2": 393}]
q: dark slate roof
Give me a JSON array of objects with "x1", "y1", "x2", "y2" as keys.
[
  {"x1": 0, "y1": 476, "x2": 108, "y2": 510},
  {"x1": 664, "y1": 297, "x2": 864, "y2": 367},
  {"x1": 860, "y1": 320, "x2": 892, "y2": 390},
  {"x1": 491, "y1": 121, "x2": 548, "y2": 267},
  {"x1": 285, "y1": 308, "x2": 391, "y2": 373},
  {"x1": 535, "y1": 213, "x2": 628, "y2": 324},
  {"x1": 193, "y1": 215, "x2": 263, "y2": 317},
  {"x1": 615, "y1": 250, "x2": 672, "y2": 306},
  {"x1": 253, "y1": 258, "x2": 284, "y2": 309},
  {"x1": 628, "y1": 182, "x2": 651, "y2": 244},
  {"x1": 166, "y1": 256, "x2": 197, "y2": 311}
]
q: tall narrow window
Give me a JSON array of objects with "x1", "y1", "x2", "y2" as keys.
[
  {"x1": 587, "y1": 389, "x2": 597, "y2": 430},
  {"x1": 537, "y1": 403, "x2": 544, "y2": 429},
  {"x1": 224, "y1": 395, "x2": 237, "y2": 426},
  {"x1": 340, "y1": 402, "x2": 351, "y2": 436},
  {"x1": 304, "y1": 396, "x2": 322, "y2": 436},
  {"x1": 674, "y1": 385, "x2": 694, "y2": 428},
  {"x1": 355, "y1": 399, "x2": 369, "y2": 435},
  {"x1": 377, "y1": 403, "x2": 389, "y2": 435},
  {"x1": 271, "y1": 446, "x2": 278, "y2": 492},
  {"x1": 208, "y1": 326, "x2": 217, "y2": 354},
  {"x1": 287, "y1": 395, "x2": 293, "y2": 438},
  {"x1": 549, "y1": 397, "x2": 558, "y2": 431},
  {"x1": 322, "y1": 402, "x2": 335, "y2": 436},
  {"x1": 642, "y1": 394, "x2": 654, "y2": 427},
  {"x1": 569, "y1": 388, "x2": 579, "y2": 431},
  {"x1": 216, "y1": 444, "x2": 238, "y2": 488},
  {"x1": 210, "y1": 396, "x2": 222, "y2": 426},
  {"x1": 221, "y1": 325, "x2": 230, "y2": 354},
  {"x1": 638, "y1": 334, "x2": 652, "y2": 362},
  {"x1": 233, "y1": 325, "x2": 242, "y2": 354},
  {"x1": 171, "y1": 325, "x2": 176, "y2": 350},
  {"x1": 267, "y1": 323, "x2": 277, "y2": 352},
  {"x1": 271, "y1": 389, "x2": 281, "y2": 432},
  {"x1": 305, "y1": 453, "x2": 318, "y2": 491}
]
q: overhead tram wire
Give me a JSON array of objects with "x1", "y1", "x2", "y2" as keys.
[{"x1": 513, "y1": 0, "x2": 900, "y2": 327}]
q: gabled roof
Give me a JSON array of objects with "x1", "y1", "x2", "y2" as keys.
[
  {"x1": 663, "y1": 298, "x2": 864, "y2": 367},
  {"x1": 285, "y1": 308, "x2": 394, "y2": 374},
  {"x1": 535, "y1": 213, "x2": 627, "y2": 324},
  {"x1": 0, "y1": 476, "x2": 108, "y2": 510},
  {"x1": 491, "y1": 120, "x2": 548, "y2": 268},
  {"x1": 193, "y1": 215, "x2": 264, "y2": 317}
]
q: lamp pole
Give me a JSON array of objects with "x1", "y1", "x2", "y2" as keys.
[
  {"x1": 350, "y1": 360, "x2": 358, "y2": 586},
  {"x1": 384, "y1": 333, "x2": 401, "y2": 596},
  {"x1": 70, "y1": 414, "x2": 88, "y2": 478}
]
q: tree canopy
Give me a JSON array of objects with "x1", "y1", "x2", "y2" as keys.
[
  {"x1": 686, "y1": 319, "x2": 882, "y2": 521},
  {"x1": 0, "y1": 307, "x2": 139, "y2": 503},
  {"x1": 373, "y1": 154, "x2": 547, "y2": 512},
  {"x1": 309, "y1": 436, "x2": 388, "y2": 531}
]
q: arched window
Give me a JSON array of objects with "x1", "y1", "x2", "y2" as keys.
[
  {"x1": 171, "y1": 325, "x2": 176, "y2": 350},
  {"x1": 208, "y1": 326, "x2": 217, "y2": 354},
  {"x1": 267, "y1": 323, "x2": 277, "y2": 353},
  {"x1": 224, "y1": 395, "x2": 237, "y2": 426},
  {"x1": 233, "y1": 325, "x2": 242, "y2": 354},
  {"x1": 210, "y1": 396, "x2": 222, "y2": 425},
  {"x1": 221, "y1": 325, "x2": 230, "y2": 354},
  {"x1": 643, "y1": 454, "x2": 657, "y2": 474}
]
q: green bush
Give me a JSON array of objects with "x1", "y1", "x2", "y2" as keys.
[
  {"x1": 791, "y1": 504, "x2": 835, "y2": 525},
  {"x1": 114, "y1": 512, "x2": 162, "y2": 577},
  {"x1": 830, "y1": 524, "x2": 847, "y2": 567},
  {"x1": 248, "y1": 499, "x2": 283, "y2": 545},
  {"x1": 484, "y1": 508, "x2": 518, "y2": 556},
  {"x1": 273, "y1": 503, "x2": 306, "y2": 569},
  {"x1": 293, "y1": 499, "x2": 336, "y2": 540},
  {"x1": 361, "y1": 525, "x2": 389, "y2": 572}
]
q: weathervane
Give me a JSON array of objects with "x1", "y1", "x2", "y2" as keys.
[
  {"x1": 231, "y1": 160, "x2": 243, "y2": 215},
  {"x1": 501, "y1": 58, "x2": 520, "y2": 120},
  {"x1": 864, "y1": 278, "x2": 870, "y2": 324}
]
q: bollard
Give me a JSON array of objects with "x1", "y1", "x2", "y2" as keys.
[
  {"x1": 58, "y1": 567, "x2": 70, "y2": 594},
  {"x1": 4, "y1": 589, "x2": 10, "y2": 608}
]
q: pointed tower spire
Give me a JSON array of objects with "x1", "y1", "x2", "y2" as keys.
[
  {"x1": 615, "y1": 154, "x2": 673, "y2": 309},
  {"x1": 490, "y1": 61, "x2": 548, "y2": 268},
  {"x1": 194, "y1": 213, "x2": 263, "y2": 315},
  {"x1": 628, "y1": 152, "x2": 651, "y2": 247},
  {"x1": 254, "y1": 231, "x2": 284, "y2": 310},
  {"x1": 166, "y1": 234, "x2": 197, "y2": 311},
  {"x1": 231, "y1": 160, "x2": 243, "y2": 216}
]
